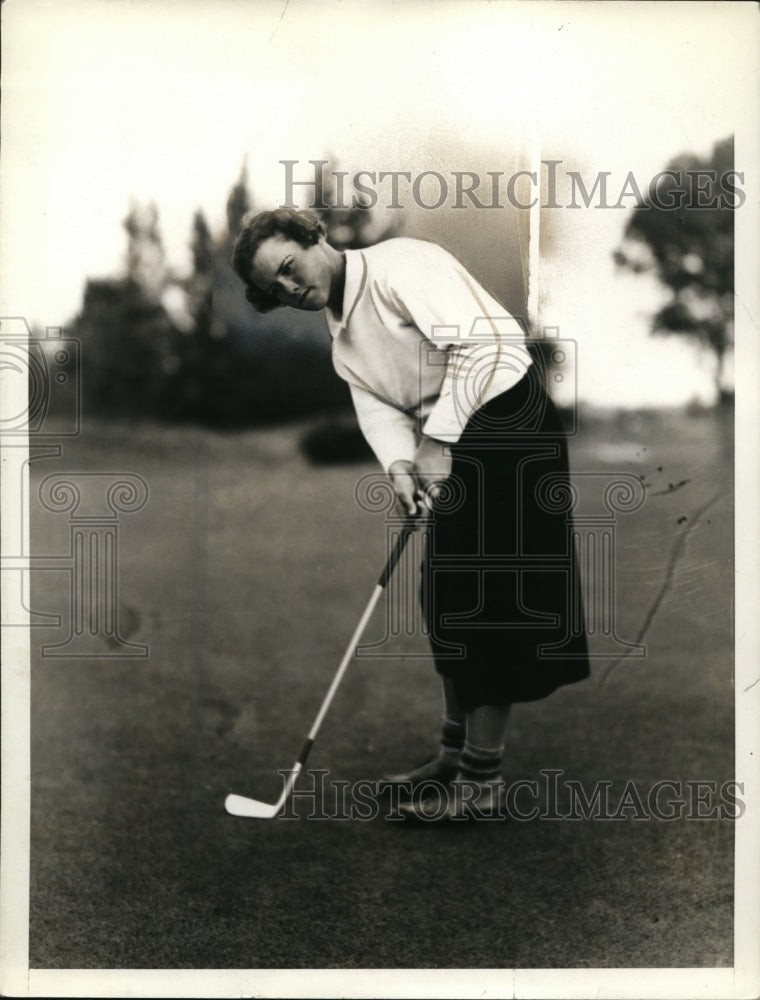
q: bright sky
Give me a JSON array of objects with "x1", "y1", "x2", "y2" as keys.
[{"x1": 2, "y1": 0, "x2": 756, "y2": 406}]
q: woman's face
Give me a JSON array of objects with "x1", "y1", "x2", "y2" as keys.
[{"x1": 250, "y1": 234, "x2": 334, "y2": 311}]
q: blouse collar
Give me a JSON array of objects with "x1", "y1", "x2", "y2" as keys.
[{"x1": 325, "y1": 249, "x2": 367, "y2": 338}]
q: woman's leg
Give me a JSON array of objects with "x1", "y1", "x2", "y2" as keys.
[
  {"x1": 458, "y1": 702, "x2": 512, "y2": 785},
  {"x1": 465, "y1": 703, "x2": 511, "y2": 748},
  {"x1": 397, "y1": 700, "x2": 511, "y2": 820},
  {"x1": 381, "y1": 676, "x2": 465, "y2": 786},
  {"x1": 440, "y1": 675, "x2": 466, "y2": 764}
]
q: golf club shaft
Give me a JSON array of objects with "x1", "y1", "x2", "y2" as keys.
[
  {"x1": 225, "y1": 523, "x2": 416, "y2": 817},
  {"x1": 295, "y1": 523, "x2": 414, "y2": 770}
]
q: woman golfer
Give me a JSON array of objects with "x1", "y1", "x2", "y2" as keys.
[{"x1": 233, "y1": 208, "x2": 589, "y2": 820}]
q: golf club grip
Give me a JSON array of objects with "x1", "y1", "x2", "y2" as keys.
[
  {"x1": 377, "y1": 525, "x2": 414, "y2": 590},
  {"x1": 297, "y1": 738, "x2": 314, "y2": 766}
]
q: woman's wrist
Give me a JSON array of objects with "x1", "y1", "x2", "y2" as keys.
[{"x1": 388, "y1": 459, "x2": 415, "y2": 476}]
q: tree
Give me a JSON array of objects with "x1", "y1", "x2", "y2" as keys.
[
  {"x1": 74, "y1": 276, "x2": 184, "y2": 419},
  {"x1": 169, "y1": 210, "x2": 216, "y2": 417},
  {"x1": 70, "y1": 201, "x2": 186, "y2": 419},
  {"x1": 223, "y1": 160, "x2": 252, "y2": 254},
  {"x1": 69, "y1": 160, "x2": 403, "y2": 426},
  {"x1": 123, "y1": 200, "x2": 167, "y2": 299},
  {"x1": 190, "y1": 209, "x2": 215, "y2": 277},
  {"x1": 614, "y1": 136, "x2": 735, "y2": 400}
]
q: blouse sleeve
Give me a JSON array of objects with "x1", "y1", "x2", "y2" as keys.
[
  {"x1": 349, "y1": 382, "x2": 418, "y2": 473},
  {"x1": 384, "y1": 242, "x2": 532, "y2": 443}
]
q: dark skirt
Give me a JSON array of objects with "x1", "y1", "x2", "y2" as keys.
[{"x1": 421, "y1": 369, "x2": 590, "y2": 710}]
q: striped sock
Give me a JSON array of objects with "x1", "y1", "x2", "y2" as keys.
[
  {"x1": 440, "y1": 717, "x2": 465, "y2": 762},
  {"x1": 459, "y1": 740, "x2": 504, "y2": 782}
]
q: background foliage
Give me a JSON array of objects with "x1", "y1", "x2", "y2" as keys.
[
  {"x1": 70, "y1": 165, "x2": 399, "y2": 426},
  {"x1": 614, "y1": 136, "x2": 735, "y2": 401},
  {"x1": 65, "y1": 139, "x2": 735, "y2": 429}
]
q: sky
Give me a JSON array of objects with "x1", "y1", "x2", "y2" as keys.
[{"x1": 2, "y1": 0, "x2": 756, "y2": 406}]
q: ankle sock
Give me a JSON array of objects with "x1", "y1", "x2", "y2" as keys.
[
  {"x1": 440, "y1": 717, "x2": 465, "y2": 762},
  {"x1": 459, "y1": 740, "x2": 504, "y2": 782}
]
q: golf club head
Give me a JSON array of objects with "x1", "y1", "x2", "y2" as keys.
[
  {"x1": 224, "y1": 793, "x2": 281, "y2": 819},
  {"x1": 224, "y1": 764, "x2": 302, "y2": 820}
]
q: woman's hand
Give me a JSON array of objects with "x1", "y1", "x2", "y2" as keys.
[
  {"x1": 412, "y1": 436, "x2": 452, "y2": 499},
  {"x1": 388, "y1": 438, "x2": 452, "y2": 520},
  {"x1": 388, "y1": 460, "x2": 422, "y2": 519}
]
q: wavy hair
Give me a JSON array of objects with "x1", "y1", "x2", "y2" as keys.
[{"x1": 232, "y1": 208, "x2": 326, "y2": 313}]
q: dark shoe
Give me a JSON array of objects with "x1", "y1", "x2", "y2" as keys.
[
  {"x1": 397, "y1": 774, "x2": 506, "y2": 822},
  {"x1": 379, "y1": 754, "x2": 460, "y2": 795}
]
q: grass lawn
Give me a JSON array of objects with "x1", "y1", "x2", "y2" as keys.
[{"x1": 28, "y1": 407, "x2": 735, "y2": 969}]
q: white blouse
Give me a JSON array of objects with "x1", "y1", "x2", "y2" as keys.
[{"x1": 324, "y1": 237, "x2": 532, "y2": 472}]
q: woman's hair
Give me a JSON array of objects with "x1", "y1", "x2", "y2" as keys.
[{"x1": 232, "y1": 208, "x2": 326, "y2": 313}]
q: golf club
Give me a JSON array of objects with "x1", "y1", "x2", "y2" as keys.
[{"x1": 224, "y1": 521, "x2": 415, "y2": 818}]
